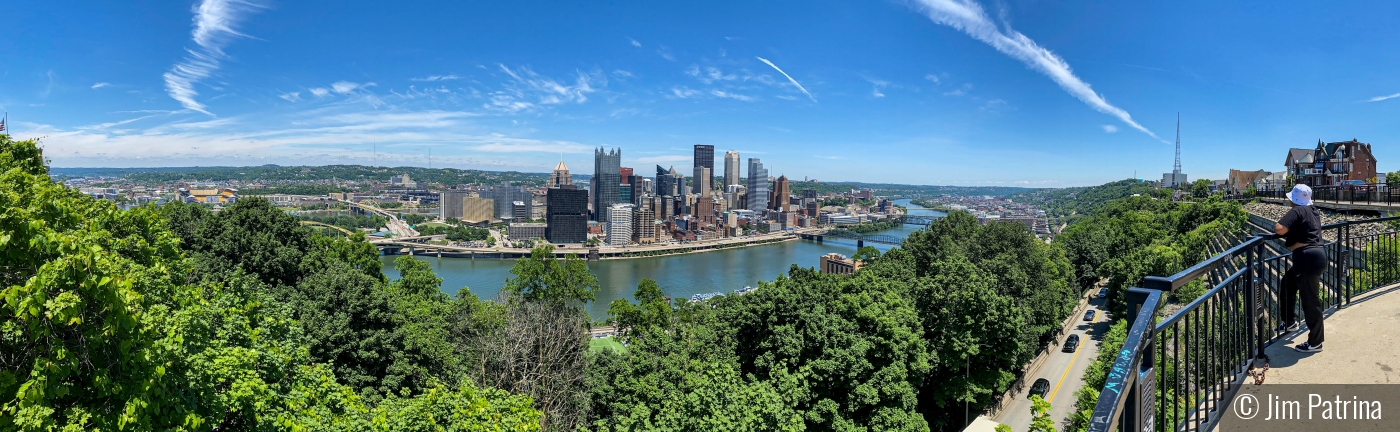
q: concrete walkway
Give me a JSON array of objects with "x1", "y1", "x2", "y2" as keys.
[{"x1": 1262, "y1": 284, "x2": 1400, "y2": 385}]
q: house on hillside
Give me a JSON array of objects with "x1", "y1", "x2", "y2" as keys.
[
  {"x1": 1226, "y1": 169, "x2": 1272, "y2": 194},
  {"x1": 1285, "y1": 139, "x2": 1377, "y2": 187}
]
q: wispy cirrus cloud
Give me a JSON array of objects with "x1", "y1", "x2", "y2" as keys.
[
  {"x1": 755, "y1": 57, "x2": 815, "y2": 102},
  {"x1": 483, "y1": 65, "x2": 602, "y2": 112},
  {"x1": 163, "y1": 0, "x2": 266, "y2": 115},
  {"x1": 412, "y1": 74, "x2": 461, "y2": 82},
  {"x1": 908, "y1": 0, "x2": 1160, "y2": 141},
  {"x1": 710, "y1": 90, "x2": 755, "y2": 101},
  {"x1": 628, "y1": 37, "x2": 642, "y2": 47},
  {"x1": 91, "y1": 82, "x2": 111, "y2": 89},
  {"x1": 1366, "y1": 92, "x2": 1400, "y2": 102},
  {"x1": 1102, "y1": 124, "x2": 1118, "y2": 133}
]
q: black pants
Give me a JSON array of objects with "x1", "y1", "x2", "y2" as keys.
[{"x1": 1281, "y1": 246, "x2": 1327, "y2": 346}]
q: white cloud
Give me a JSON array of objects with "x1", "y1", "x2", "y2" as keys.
[
  {"x1": 613, "y1": 69, "x2": 634, "y2": 78},
  {"x1": 710, "y1": 90, "x2": 755, "y2": 101},
  {"x1": 496, "y1": 65, "x2": 599, "y2": 106},
  {"x1": 670, "y1": 87, "x2": 701, "y2": 99},
  {"x1": 945, "y1": 83, "x2": 972, "y2": 96},
  {"x1": 411, "y1": 74, "x2": 461, "y2": 82},
  {"x1": 867, "y1": 78, "x2": 890, "y2": 97},
  {"x1": 908, "y1": 0, "x2": 1160, "y2": 141},
  {"x1": 1366, "y1": 92, "x2": 1400, "y2": 102},
  {"x1": 163, "y1": 0, "x2": 265, "y2": 115},
  {"x1": 1102, "y1": 124, "x2": 1118, "y2": 133},
  {"x1": 332, "y1": 80, "x2": 373, "y2": 94},
  {"x1": 755, "y1": 57, "x2": 816, "y2": 102},
  {"x1": 628, "y1": 37, "x2": 642, "y2": 47},
  {"x1": 91, "y1": 82, "x2": 110, "y2": 89},
  {"x1": 29, "y1": 106, "x2": 590, "y2": 169},
  {"x1": 924, "y1": 74, "x2": 941, "y2": 84},
  {"x1": 309, "y1": 87, "x2": 330, "y2": 97},
  {"x1": 278, "y1": 91, "x2": 301, "y2": 102}
]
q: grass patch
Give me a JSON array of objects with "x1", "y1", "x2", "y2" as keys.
[{"x1": 589, "y1": 337, "x2": 626, "y2": 354}]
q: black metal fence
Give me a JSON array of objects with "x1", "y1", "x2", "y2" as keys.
[
  {"x1": 1086, "y1": 216, "x2": 1400, "y2": 432},
  {"x1": 1252, "y1": 184, "x2": 1400, "y2": 206}
]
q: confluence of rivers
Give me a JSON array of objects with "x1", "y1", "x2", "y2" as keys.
[{"x1": 382, "y1": 199, "x2": 945, "y2": 319}]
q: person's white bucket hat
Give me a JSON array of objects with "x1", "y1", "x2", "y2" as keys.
[{"x1": 1287, "y1": 184, "x2": 1313, "y2": 206}]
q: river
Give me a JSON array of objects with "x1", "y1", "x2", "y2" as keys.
[{"x1": 381, "y1": 199, "x2": 944, "y2": 318}]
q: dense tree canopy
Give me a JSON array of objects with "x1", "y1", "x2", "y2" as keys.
[
  {"x1": 589, "y1": 211, "x2": 1078, "y2": 432},
  {"x1": 0, "y1": 134, "x2": 540, "y2": 431}
]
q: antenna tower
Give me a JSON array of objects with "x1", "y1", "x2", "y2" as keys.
[{"x1": 1173, "y1": 113, "x2": 1182, "y2": 175}]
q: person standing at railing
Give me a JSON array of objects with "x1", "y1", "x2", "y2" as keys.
[{"x1": 1274, "y1": 183, "x2": 1326, "y2": 353}]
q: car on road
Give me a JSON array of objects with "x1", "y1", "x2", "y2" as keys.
[
  {"x1": 1097, "y1": 288, "x2": 1108, "y2": 298},
  {"x1": 1084, "y1": 310, "x2": 1096, "y2": 321},
  {"x1": 1063, "y1": 334, "x2": 1081, "y2": 352},
  {"x1": 1029, "y1": 378, "x2": 1051, "y2": 399}
]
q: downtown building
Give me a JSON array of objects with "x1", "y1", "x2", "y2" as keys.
[
  {"x1": 724, "y1": 150, "x2": 741, "y2": 187},
  {"x1": 593, "y1": 147, "x2": 622, "y2": 222},
  {"x1": 546, "y1": 186, "x2": 588, "y2": 244},
  {"x1": 438, "y1": 190, "x2": 470, "y2": 221},
  {"x1": 693, "y1": 144, "x2": 714, "y2": 195},
  {"x1": 746, "y1": 158, "x2": 770, "y2": 212},
  {"x1": 607, "y1": 204, "x2": 633, "y2": 247},
  {"x1": 632, "y1": 206, "x2": 657, "y2": 244}
]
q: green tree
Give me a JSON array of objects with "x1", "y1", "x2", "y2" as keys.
[
  {"x1": 606, "y1": 278, "x2": 673, "y2": 341},
  {"x1": 1029, "y1": 395, "x2": 1057, "y2": 432},
  {"x1": 504, "y1": 245, "x2": 600, "y2": 304},
  {"x1": 1387, "y1": 171, "x2": 1400, "y2": 186},
  {"x1": 1190, "y1": 179, "x2": 1212, "y2": 198},
  {"x1": 403, "y1": 213, "x2": 426, "y2": 225}
]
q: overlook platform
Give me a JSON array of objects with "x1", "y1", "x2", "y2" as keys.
[{"x1": 1259, "y1": 285, "x2": 1400, "y2": 386}]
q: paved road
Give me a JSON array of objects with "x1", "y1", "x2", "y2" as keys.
[{"x1": 995, "y1": 297, "x2": 1112, "y2": 431}]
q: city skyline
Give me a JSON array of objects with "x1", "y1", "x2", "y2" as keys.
[{"x1": 5, "y1": 1, "x2": 1400, "y2": 186}]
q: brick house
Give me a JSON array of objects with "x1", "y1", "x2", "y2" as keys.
[{"x1": 1285, "y1": 139, "x2": 1377, "y2": 187}]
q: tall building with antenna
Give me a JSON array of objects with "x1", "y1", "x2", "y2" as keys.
[{"x1": 1161, "y1": 114, "x2": 1189, "y2": 188}]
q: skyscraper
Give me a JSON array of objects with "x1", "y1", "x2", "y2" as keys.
[
  {"x1": 491, "y1": 182, "x2": 531, "y2": 220},
  {"x1": 655, "y1": 165, "x2": 673, "y2": 196},
  {"x1": 694, "y1": 144, "x2": 714, "y2": 193},
  {"x1": 607, "y1": 204, "x2": 633, "y2": 246},
  {"x1": 593, "y1": 147, "x2": 621, "y2": 222},
  {"x1": 549, "y1": 161, "x2": 571, "y2": 188},
  {"x1": 693, "y1": 166, "x2": 711, "y2": 197},
  {"x1": 746, "y1": 158, "x2": 769, "y2": 211},
  {"x1": 724, "y1": 150, "x2": 741, "y2": 187},
  {"x1": 771, "y1": 175, "x2": 791, "y2": 212},
  {"x1": 546, "y1": 186, "x2": 588, "y2": 243}
]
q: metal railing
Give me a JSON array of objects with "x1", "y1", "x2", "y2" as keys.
[
  {"x1": 1251, "y1": 184, "x2": 1400, "y2": 206},
  {"x1": 1086, "y1": 215, "x2": 1400, "y2": 432}
]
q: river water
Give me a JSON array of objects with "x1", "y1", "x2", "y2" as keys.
[{"x1": 382, "y1": 199, "x2": 944, "y2": 318}]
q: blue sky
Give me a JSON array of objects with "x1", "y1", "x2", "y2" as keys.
[{"x1": 4, "y1": 0, "x2": 1400, "y2": 186}]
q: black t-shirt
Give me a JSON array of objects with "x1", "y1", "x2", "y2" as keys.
[{"x1": 1278, "y1": 205, "x2": 1323, "y2": 248}]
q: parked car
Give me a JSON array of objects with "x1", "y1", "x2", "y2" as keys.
[
  {"x1": 1063, "y1": 334, "x2": 1081, "y2": 352},
  {"x1": 1030, "y1": 378, "x2": 1051, "y2": 399},
  {"x1": 1084, "y1": 310, "x2": 1097, "y2": 321}
]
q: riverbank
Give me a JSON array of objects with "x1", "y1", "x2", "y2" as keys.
[{"x1": 378, "y1": 229, "x2": 821, "y2": 261}]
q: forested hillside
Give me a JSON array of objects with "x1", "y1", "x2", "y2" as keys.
[{"x1": 1012, "y1": 179, "x2": 1161, "y2": 218}]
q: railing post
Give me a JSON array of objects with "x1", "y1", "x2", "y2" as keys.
[{"x1": 1249, "y1": 243, "x2": 1268, "y2": 363}]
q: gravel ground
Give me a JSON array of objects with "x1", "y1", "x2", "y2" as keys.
[{"x1": 1244, "y1": 202, "x2": 1394, "y2": 240}]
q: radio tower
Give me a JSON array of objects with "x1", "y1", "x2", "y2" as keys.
[{"x1": 1173, "y1": 113, "x2": 1182, "y2": 176}]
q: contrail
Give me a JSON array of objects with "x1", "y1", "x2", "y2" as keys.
[
  {"x1": 756, "y1": 57, "x2": 816, "y2": 102},
  {"x1": 908, "y1": 0, "x2": 1162, "y2": 142}
]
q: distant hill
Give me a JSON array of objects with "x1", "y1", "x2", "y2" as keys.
[{"x1": 1011, "y1": 179, "x2": 1160, "y2": 217}]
